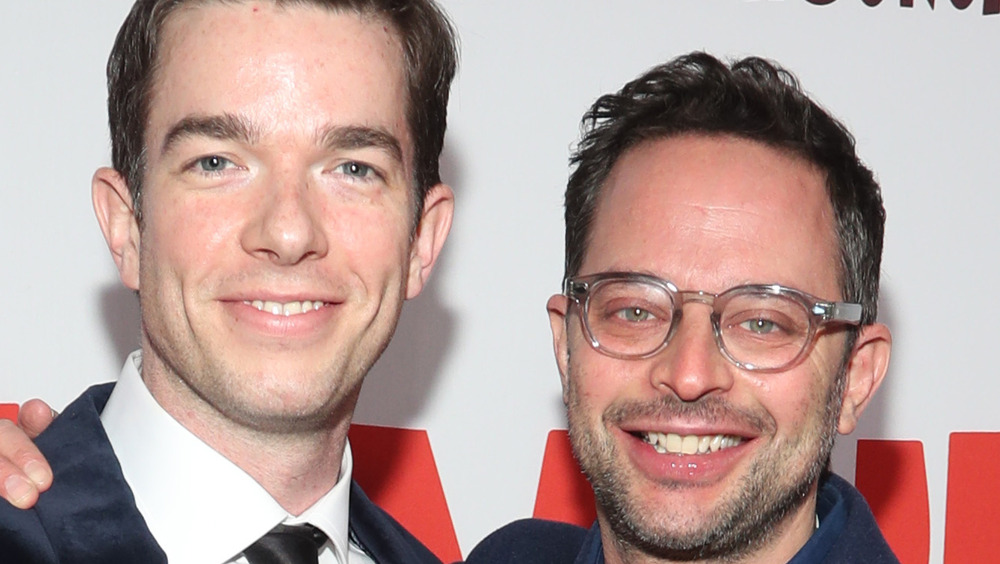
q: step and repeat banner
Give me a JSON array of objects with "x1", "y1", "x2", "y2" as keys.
[{"x1": 1, "y1": 1, "x2": 996, "y2": 562}]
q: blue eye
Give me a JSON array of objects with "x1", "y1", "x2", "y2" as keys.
[
  {"x1": 336, "y1": 161, "x2": 375, "y2": 178},
  {"x1": 197, "y1": 155, "x2": 233, "y2": 172}
]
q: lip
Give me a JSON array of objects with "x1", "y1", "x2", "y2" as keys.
[{"x1": 613, "y1": 423, "x2": 758, "y2": 485}]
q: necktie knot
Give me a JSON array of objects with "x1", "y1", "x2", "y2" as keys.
[{"x1": 243, "y1": 523, "x2": 328, "y2": 564}]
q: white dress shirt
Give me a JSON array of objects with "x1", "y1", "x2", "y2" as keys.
[{"x1": 100, "y1": 351, "x2": 376, "y2": 564}]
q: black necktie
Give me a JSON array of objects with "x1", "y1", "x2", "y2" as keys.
[{"x1": 243, "y1": 524, "x2": 328, "y2": 564}]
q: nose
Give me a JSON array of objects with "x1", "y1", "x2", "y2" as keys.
[
  {"x1": 647, "y1": 305, "x2": 734, "y2": 401},
  {"x1": 241, "y1": 170, "x2": 329, "y2": 265}
]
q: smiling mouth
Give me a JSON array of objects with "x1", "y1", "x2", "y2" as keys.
[
  {"x1": 244, "y1": 300, "x2": 328, "y2": 316},
  {"x1": 634, "y1": 431, "x2": 744, "y2": 455}
]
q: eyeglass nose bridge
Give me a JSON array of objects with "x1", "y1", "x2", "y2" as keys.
[
  {"x1": 663, "y1": 289, "x2": 732, "y2": 364},
  {"x1": 674, "y1": 289, "x2": 719, "y2": 308}
]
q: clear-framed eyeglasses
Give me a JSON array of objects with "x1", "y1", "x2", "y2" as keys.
[{"x1": 563, "y1": 272, "x2": 863, "y2": 372}]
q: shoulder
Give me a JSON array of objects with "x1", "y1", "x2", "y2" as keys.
[
  {"x1": 34, "y1": 383, "x2": 115, "y2": 453},
  {"x1": 34, "y1": 383, "x2": 123, "y2": 490},
  {"x1": 0, "y1": 499, "x2": 58, "y2": 563},
  {"x1": 821, "y1": 473, "x2": 900, "y2": 563},
  {"x1": 0, "y1": 383, "x2": 124, "y2": 564},
  {"x1": 0, "y1": 383, "x2": 165, "y2": 563},
  {"x1": 464, "y1": 518, "x2": 589, "y2": 564},
  {"x1": 348, "y1": 481, "x2": 443, "y2": 564}
]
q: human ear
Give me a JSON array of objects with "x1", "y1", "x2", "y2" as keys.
[
  {"x1": 405, "y1": 183, "x2": 454, "y2": 300},
  {"x1": 547, "y1": 294, "x2": 572, "y2": 406},
  {"x1": 838, "y1": 322, "x2": 892, "y2": 434},
  {"x1": 92, "y1": 167, "x2": 141, "y2": 291}
]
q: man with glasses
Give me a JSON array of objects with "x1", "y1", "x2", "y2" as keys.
[{"x1": 467, "y1": 52, "x2": 896, "y2": 563}]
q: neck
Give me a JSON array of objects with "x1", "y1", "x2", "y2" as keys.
[
  {"x1": 141, "y1": 352, "x2": 359, "y2": 515},
  {"x1": 206, "y1": 419, "x2": 353, "y2": 515}
]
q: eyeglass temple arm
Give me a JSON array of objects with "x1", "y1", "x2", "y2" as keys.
[
  {"x1": 563, "y1": 279, "x2": 585, "y2": 297},
  {"x1": 814, "y1": 301, "x2": 863, "y2": 324}
]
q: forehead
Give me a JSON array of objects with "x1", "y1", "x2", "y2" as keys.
[
  {"x1": 583, "y1": 134, "x2": 840, "y2": 297},
  {"x1": 147, "y1": 2, "x2": 410, "y2": 155}
]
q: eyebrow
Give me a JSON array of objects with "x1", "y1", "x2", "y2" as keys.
[
  {"x1": 160, "y1": 113, "x2": 259, "y2": 156},
  {"x1": 319, "y1": 125, "x2": 404, "y2": 167},
  {"x1": 160, "y1": 116, "x2": 404, "y2": 168}
]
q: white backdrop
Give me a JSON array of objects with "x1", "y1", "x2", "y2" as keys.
[{"x1": 1, "y1": 1, "x2": 997, "y2": 561}]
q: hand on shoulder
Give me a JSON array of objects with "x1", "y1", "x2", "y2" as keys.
[{"x1": 0, "y1": 399, "x2": 56, "y2": 509}]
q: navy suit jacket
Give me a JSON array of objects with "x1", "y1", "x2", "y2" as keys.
[
  {"x1": 465, "y1": 473, "x2": 899, "y2": 564},
  {"x1": 0, "y1": 383, "x2": 441, "y2": 564}
]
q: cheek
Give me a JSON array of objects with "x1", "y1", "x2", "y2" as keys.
[
  {"x1": 759, "y1": 372, "x2": 806, "y2": 413},
  {"x1": 325, "y1": 205, "x2": 415, "y2": 288},
  {"x1": 566, "y1": 343, "x2": 627, "y2": 417},
  {"x1": 761, "y1": 366, "x2": 837, "y2": 447},
  {"x1": 565, "y1": 354, "x2": 598, "y2": 413},
  {"x1": 331, "y1": 210, "x2": 401, "y2": 251},
  {"x1": 144, "y1": 203, "x2": 240, "y2": 279}
]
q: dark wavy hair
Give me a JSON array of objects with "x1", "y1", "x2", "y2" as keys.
[
  {"x1": 107, "y1": 0, "x2": 458, "y2": 224},
  {"x1": 565, "y1": 51, "x2": 885, "y2": 324}
]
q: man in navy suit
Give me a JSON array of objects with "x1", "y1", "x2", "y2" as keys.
[
  {"x1": 467, "y1": 52, "x2": 898, "y2": 563},
  {"x1": 0, "y1": 0, "x2": 456, "y2": 562}
]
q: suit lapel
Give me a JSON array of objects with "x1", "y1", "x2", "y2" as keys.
[
  {"x1": 349, "y1": 480, "x2": 443, "y2": 564},
  {"x1": 34, "y1": 384, "x2": 167, "y2": 563}
]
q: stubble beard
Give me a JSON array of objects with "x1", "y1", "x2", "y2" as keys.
[{"x1": 566, "y1": 371, "x2": 845, "y2": 562}]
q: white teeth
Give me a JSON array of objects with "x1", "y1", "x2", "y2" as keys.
[
  {"x1": 245, "y1": 300, "x2": 323, "y2": 316},
  {"x1": 665, "y1": 433, "x2": 682, "y2": 453},
  {"x1": 710, "y1": 434, "x2": 723, "y2": 453},
  {"x1": 698, "y1": 435, "x2": 712, "y2": 454},
  {"x1": 681, "y1": 435, "x2": 699, "y2": 455},
  {"x1": 641, "y1": 431, "x2": 743, "y2": 456}
]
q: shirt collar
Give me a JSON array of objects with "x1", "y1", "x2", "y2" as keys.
[
  {"x1": 100, "y1": 350, "x2": 352, "y2": 564},
  {"x1": 787, "y1": 474, "x2": 848, "y2": 564}
]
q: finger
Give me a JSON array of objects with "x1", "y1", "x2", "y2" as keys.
[
  {"x1": 0, "y1": 419, "x2": 48, "y2": 508},
  {"x1": 0, "y1": 471, "x2": 39, "y2": 509},
  {"x1": 18, "y1": 399, "x2": 57, "y2": 439},
  {"x1": 0, "y1": 416, "x2": 52, "y2": 489}
]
